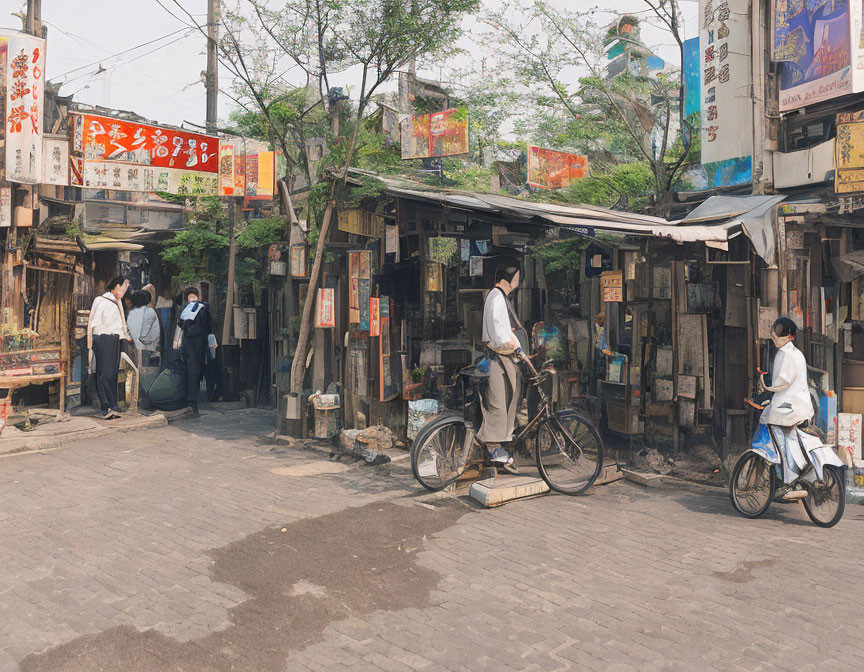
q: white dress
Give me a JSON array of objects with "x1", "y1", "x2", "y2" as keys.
[{"x1": 760, "y1": 341, "x2": 813, "y2": 427}]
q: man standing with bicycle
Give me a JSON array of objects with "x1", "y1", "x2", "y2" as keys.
[{"x1": 478, "y1": 261, "x2": 528, "y2": 471}]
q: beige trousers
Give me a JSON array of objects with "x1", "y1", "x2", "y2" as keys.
[{"x1": 477, "y1": 353, "x2": 518, "y2": 444}]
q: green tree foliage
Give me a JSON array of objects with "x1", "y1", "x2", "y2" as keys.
[{"x1": 160, "y1": 198, "x2": 228, "y2": 287}]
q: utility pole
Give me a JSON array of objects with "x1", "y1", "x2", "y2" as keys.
[
  {"x1": 25, "y1": 0, "x2": 41, "y2": 35},
  {"x1": 205, "y1": 0, "x2": 219, "y2": 133}
]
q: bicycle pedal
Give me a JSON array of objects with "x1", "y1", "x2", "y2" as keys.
[{"x1": 496, "y1": 463, "x2": 520, "y2": 475}]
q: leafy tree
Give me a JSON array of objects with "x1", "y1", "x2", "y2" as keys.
[
  {"x1": 172, "y1": 0, "x2": 479, "y2": 394},
  {"x1": 484, "y1": 0, "x2": 694, "y2": 205}
]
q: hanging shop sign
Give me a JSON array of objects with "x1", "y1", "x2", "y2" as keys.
[
  {"x1": 772, "y1": 0, "x2": 856, "y2": 111},
  {"x1": 2, "y1": 30, "x2": 46, "y2": 184},
  {"x1": 338, "y1": 208, "x2": 385, "y2": 237},
  {"x1": 401, "y1": 107, "x2": 469, "y2": 160},
  {"x1": 245, "y1": 151, "x2": 276, "y2": 201},
  {"x1": 699, "y1": 0, "x2": 753, "y2": 187},
  {"x1": 835, "y1": 110, "x2": 864, "y2": 193},
  {"x1": 526, "y1": 146, "x2": 587, "y2": 189},
  {"x1": 289, "y1": 244, "x2": 307, "y2": 277},
  {"x1": 601, "y1": 270, "x2": 623, "y2": 302},
  {"x1": 315, "y1": 288, "x2": 335, "y2": 328},
  {"x1": 69, "y1": 112, "x2": 219, "y2": 195}
]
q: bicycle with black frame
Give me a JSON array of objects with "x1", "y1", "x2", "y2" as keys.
[{"x1": 410, "y1": 351, "x2": 605, "y2": 495}]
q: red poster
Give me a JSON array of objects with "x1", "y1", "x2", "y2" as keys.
[
  {"x1": 527, "y1": 146, "x2": 588, "y2": 189},
  {"x1": 369, "y1": 297, "x2": 380, "y2": 337},
  {"x1": 315, "y1": 288, "x2": 335, "y2": 328}
]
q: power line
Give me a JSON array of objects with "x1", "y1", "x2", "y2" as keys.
[{"x1": 54, "y1": 28, "x2": 192, "y2": 80}]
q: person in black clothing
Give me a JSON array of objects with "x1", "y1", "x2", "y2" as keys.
[{"x1": 174, "y1": 287, "x2": 216, "y2": 417}]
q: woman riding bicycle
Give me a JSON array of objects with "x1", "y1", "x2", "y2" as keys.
[
  {"x1": 477, "y1": 261, "x2": 528, "y2": 471},
  {"x1": 756, "y1": 317, "x2": 813, "y2": 492}
]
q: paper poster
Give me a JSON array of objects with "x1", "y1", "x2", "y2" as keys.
[
  {"x1": 349, "y1": 278, "x2": 360, "y2": 324},
  {"x1": 315, "y1": 288, "x2": 335, "y2": 328},
  {"x1": 41, "y1": 137, "x2": 69, "y2": 185},
  {"x1": 70, "y1": 112, "x2": 219, "y2": 195},
  {"x1": 470, "y1": 256, "x2": 483, "y2": 277},
  {"x1": 385, "y1": 224, "x2": 398, "y2": 255},
  {"x1": 426, "y1": 263, "x2": 443, "y2": 291},
  {"x1": 0, "y1": 187, "x2": 11, "y2": 227},
  {"x1": 699, "y1": 0, "x2": 753, "y2": 185},
  {"x1": 401, "y1": 107, "x2": 469, "y2": 160},
  {"x1": 358, "y1": 279, "x2": 371, "y2": 331},
  {"x1": 370, "y1": 297, "x2": 380, "y2": 337},
  {"x1": 3, "y1": 30, "x2": 46, "y2": 184},
  {"x1": 289, "y1": 245, "x2": 307, "y2": 277},
  {"x1": 527, "y1": 146, "x2": 587, "y2": 189},
  {"x1": 460, "y1": 239, "x2": 470, "y2": 262},
  {"x1": 219, "y1": 143, "x2": 235, "y2": 195}
]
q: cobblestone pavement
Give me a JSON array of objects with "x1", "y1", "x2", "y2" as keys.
[{"x1": 2, "y1": 409, "x2": 864, "y2": 671}]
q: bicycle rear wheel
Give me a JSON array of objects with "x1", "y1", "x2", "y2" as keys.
[
  {"x1": 410, "y1": 412, "x2": 473, "y2": 492},
  {"x1": 729, "y1": 451, "x2": 776, "y2": 518},
  {"x1": 535, "y1": 411, "x2": 604, "y2": 495},
  {"x1": 802, "y1": 465, "x2": 845, "y2": 528}
]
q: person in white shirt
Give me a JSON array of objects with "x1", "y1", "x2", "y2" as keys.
[
  {"x1": 759, "y1": 317, "x2": 813, "y2": 427},
  {"x1": 87, "y1": 276, "x2": 131, "y2": 419},
  {"x1": 127, "y1": 290, "x2": 161, "y2": 367},
  {"x1": 755, "y1": 317, "x2": 815, "y2": 492},
  {"x1": 477, "y1": 262, "x2": 527, "y2": 470}
]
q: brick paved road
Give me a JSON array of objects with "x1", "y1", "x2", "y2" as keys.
[{"x1": 2, "y1": 409, "x2": 864, "y2": 671}]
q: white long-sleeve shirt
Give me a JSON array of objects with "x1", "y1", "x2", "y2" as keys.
[
  {"x1": 482, "y1": 288, "x2": 518, "y2": 354},
  {"x1": 127, "y1": 306, "x2": 160, "y2": 351},
  {"x1": 761, "y1": 341, "x2": 813, "y2": 427},
  {"x1": 87, "y1": 293, "x2": 130, "y2": 339}
]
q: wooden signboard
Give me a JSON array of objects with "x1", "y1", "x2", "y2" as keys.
[
  {"x1": 601, "y1": 270, "x2": 623, "y2": 302},
  {"x1": 338, "y1": 209, "x2": 385, "y2": 238}
]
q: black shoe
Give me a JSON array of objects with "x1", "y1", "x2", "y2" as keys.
[{"x1": 190, "y1": 406, "x2": 201, "y2": 418}]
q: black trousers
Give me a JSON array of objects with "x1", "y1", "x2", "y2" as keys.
[
  {"x1": 92, "y1": 333, "x2": 120, "y2": 412},
  {"x1": 181, "y1": 335, "x2": 205, "y2": 406}
]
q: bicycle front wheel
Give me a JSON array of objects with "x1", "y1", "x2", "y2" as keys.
[
  {"x1": 410, "y1": 412, "x2": 473, "y2": 492},
  {"x1": 535, "y1": 411, "x2": 604, "y2": 495},
  {"x1": 802, "y1": 465, "x2": 845, "y2": 528},
  {"x1": 729, "y1": 451, "x2": 775, "y2": 518}
]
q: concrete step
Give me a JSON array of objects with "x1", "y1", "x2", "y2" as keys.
[{"x1": 469, "y1": 471, "x2": 550, "y2": 508}]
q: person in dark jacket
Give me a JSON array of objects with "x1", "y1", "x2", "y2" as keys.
[{"x1": 174, "y1": 287, "x2": 217, "y2": 417}]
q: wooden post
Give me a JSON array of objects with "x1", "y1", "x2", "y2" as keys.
[{"x1": 221, "y1": 198, "x2": 239, "y2": 345}]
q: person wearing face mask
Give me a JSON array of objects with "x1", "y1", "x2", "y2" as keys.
[
  {"x1": 477, "y1": 261, "x2": 528, "y2": 471},
  {"x1": 174, "y1": 287, "x2": 217, "y2": 418}
]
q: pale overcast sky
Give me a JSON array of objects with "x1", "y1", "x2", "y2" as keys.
[{"x1": 1, "y1": 0, "x2": 698, "y2": 131}]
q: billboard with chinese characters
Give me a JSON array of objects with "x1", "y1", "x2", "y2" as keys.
[
  {"x1": 401, "y1": 107, "x2": 468, "y2": 160},
  {"x1": 699, "y1": 0, "x2": 753, "y2": 187},
  {"x1": 526, "y1": 146, "x2": 587, "y2": 189},
  {"x1": 70, "y1": 113, "x2": 219, "y2": 195},
  {"x1": 773, "y1": 0, "x2": 853, "y2": 110},
  {"x1": 2, "y1": 30, "x2": 46, "y2": 184}
]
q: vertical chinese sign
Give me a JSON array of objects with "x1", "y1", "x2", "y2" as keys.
[
  {"x1": 69, "y1": 112, "x2": 219, "y2": 195},
  {"x1": 2, "y1": 30, "x2": 45, "y2": 184},
  {"x1": 699, "y1": 0, "x2": 753, "y2": 188},
  {"x1": 314, "y1": 288, "x2": 335, "y2": 328},
  {"x1": 835, "y1": 111, "x2": 864, "y2": 193}
]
